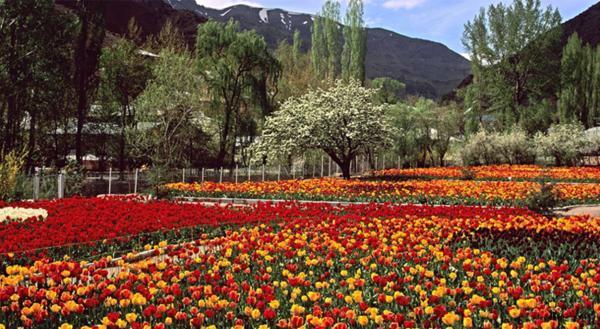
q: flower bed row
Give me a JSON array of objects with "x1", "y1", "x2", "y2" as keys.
[
  {"x1": 370, "y1": 165, "x2": 600, "y2": 182},
  {"x1": 0, "y1": 198, "x2": 535, "y2": 262},
  {"x1": 165, "y1": 178, "x2": 600, "y2": 207},
  {"x1": 1, "y1": 200, "x2": 599, "y2": 328}
]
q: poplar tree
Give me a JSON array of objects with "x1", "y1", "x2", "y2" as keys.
[
  {"x1": 310, "y1": 0, "x2": 342, "y2": 81},
  {"x1": 311, "y1": 16, "x2": 325, "y2": 79},
  {"x1": 559, "y1": 33, "x2": 600, "y2": 128},
  {"x1": 292, "y1": 30, "x2": 302, "y2": 62},
  {"x1": 341, "y1": 0, "x2": 366, "y2": 83},
  {"x1": 321, "y1": 0, "x2": 342, "y2": 80}
]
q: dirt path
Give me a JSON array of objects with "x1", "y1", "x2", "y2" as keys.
[{"x1": 555, "y1": 205, "x2": 600, "y2": 218}]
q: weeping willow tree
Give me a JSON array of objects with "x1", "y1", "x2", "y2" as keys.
[{"x1": 196, "y1": 20, "x2": 281, "y2": 167}]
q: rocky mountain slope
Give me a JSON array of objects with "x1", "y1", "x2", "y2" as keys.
[{"x1": 55, "y1": 0, "x2": 205, "y2": 45}]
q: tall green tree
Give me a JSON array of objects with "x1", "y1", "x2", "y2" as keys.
[
  {"x1": 341, "y1": 0, "x2": 366, "y2": 83},
  {"x1": 558, "y1": 33, "x2": 600, "y2": 128},
  {"x1": 463, "y1": 0, "x2": 562, "y2": 131},
  {"x1": 311, "y1": 0, "x2": 342, "y2": 81},
  {"x1": 99, "y1": 27, "x2": 151, "y2": 175},
  {"x1": 0, "y1": 0, "x2": 76, "y2": 165},
  {"x1": 371, "y1": 77, "x2": 405, "y2": 104},
  {"x1": 275, "y1": 32, "x2": 322, "y2": 103},
  {"x1": 196, "y1": 20, "x2": 280, "y2": 167},
  {"x1": 128, "y1": 49, "x2": 207, "y2": 168},
  {"x1": 73, "y1": 0, "x2": 105, "y2": 163},
  {"x1": 311, "y1": 16, "x2": 325, "y2": 79}
]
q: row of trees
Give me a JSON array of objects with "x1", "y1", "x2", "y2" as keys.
[
  {"x1": 0, "y1": 0, "x2": 286, "y2": 171},
  {"x1": 129, "y1": 0, "x2": 372, "y2": 172},
  {"x1": 462, "y1": 0, "x2": 599, "y2": 134},
  {"x1": 130, "y1": 19, "x2": 281, "y2": 169},
  {"x1": 312, "y1": 0, "x2": 366, "y2": 82},
  {"x1": 0, "y1": 0, "x2": 104, "y2": 167},
  {"x1": 462, "y1": 0, "x2": 562, "y2": 133}
]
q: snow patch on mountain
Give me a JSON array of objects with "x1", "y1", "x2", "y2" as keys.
[{"x1": 259, "y1": 8, "x2": 269, "y2": 23}]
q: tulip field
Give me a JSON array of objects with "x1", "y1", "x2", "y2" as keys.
[
  {"x1": 165, "y1": 178, "x2": 600, "y2": 207},
  {"x1": 1, "y1": 166, "x2": 600, "y2": 328},
  {"x1": 370, "y1": 165, "x2": 600, "y2": 183}
]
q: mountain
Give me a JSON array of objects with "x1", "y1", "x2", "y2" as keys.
[
  {"x1": 561, "y1": 2, "x2": 600, "y2": 47},
  {"x1": 164, "y1": 0, "x2": 471, "y2": 99},
  {"x1": 55, "y1": 0, "x2": 206, "y2": 45}
]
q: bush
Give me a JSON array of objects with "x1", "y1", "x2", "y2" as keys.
[
  {"x1": 495, "y1": 127, "x2": 535, "y2": 164},
  {"x1": 460, "y1": 128, "x2": 535, "y2": 165},
  {"x1": 460, "y1": 130, "x2": 503, "y2": 165},
  {"x1": 534, "y1": 123, "x2": 586, "y2": 166},
  {"x1": 583, "y1": 128, "x2": 600, "y2": 156},
  {"x1": 64, "y1": 161, "x2": 86, "y2": 196},
  {"x1": 526, "y1": 183, "x2": 558, "y2": 214},
  {"x1": 0, "y1": 150, "x2": 26, "y2": 201}
]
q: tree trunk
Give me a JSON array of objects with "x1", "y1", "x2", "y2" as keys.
[
  {"x1": 5, "y1": 23, "x2": 19, "y2": 153},
  {"x1": 27, "y1": 110, "x2": 37, "y2": 168},
  {"x1": 74, "y1": 5, "x2": 89, "y2": 164},
  {"x1": 340, "y1": 159, "x2": 351, "y2": 179},
  {"x1": 119, "y1": 104, "x2": 126, "y2": 180}
]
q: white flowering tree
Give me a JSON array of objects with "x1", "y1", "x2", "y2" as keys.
[{"x1": 254, "y1": 79, "x2": 394, "y2": 179}]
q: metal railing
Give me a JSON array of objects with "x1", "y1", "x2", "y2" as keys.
[{"x1": 18, "y1": 154, "x2": 408, "y2": 200}]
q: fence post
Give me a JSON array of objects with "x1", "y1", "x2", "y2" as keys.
[
  {"x1": 235, "y1": 164, "x2": 238, "y2": 184},
  {"x1": 261, "y1": 164, "x2": 265, "y2": 181},
  {"x1": 277, "y1": 164, "x2": 281, "y2": 181},
  {"x1": 182, "y1": 168, "x2": 186, "y2": 183},
  {"x1": 57, "y1": 171, "x2": 64, "y2": 199},
  {"x1": 312, "y1": 157, "x2": 316, "y2": 178},
  {"x1": 374, "y1": 157, "x2": 378, "y2": 171},
  {"x1": 134, "y1": 168, "x2": 139, "y2": 194},
  {"x1": 320, "y1": 155, "x2": 324, "y2": 177},
  {"x1": 248, "y1": 164, "x2": 251, "y2": 181},
  {"x1": 398, "y1": 156, "x2": 401, "y2": 169},
  {"x1": 219, "y1": 167, "x2": 223, "y2": 183},
  {"x1": 201, "y1": 168, "x2": 205, "y2": 183},
  {"x1": 292, "y1": 163, "x2": 295, "y2": 179},
  {"x1": 108, "y1": 167, "x2": 113, "y2": 195},
  {"x1": 33, "y1": 169, "x2": 40, "y2": 200}
]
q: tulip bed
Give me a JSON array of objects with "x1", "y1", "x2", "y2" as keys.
[
  {"x1": 371, "y1": 165, "x2": 600, "y2": 183},
  {"x1": 0, "y1": 197, "x2": 319, "y2": 265},
  {"x1": 1, "y1": 199, "x2": 600, "y2": 328},
  {"x1": 165, "y1": 178, "x2": 600, "y2": 207}
]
